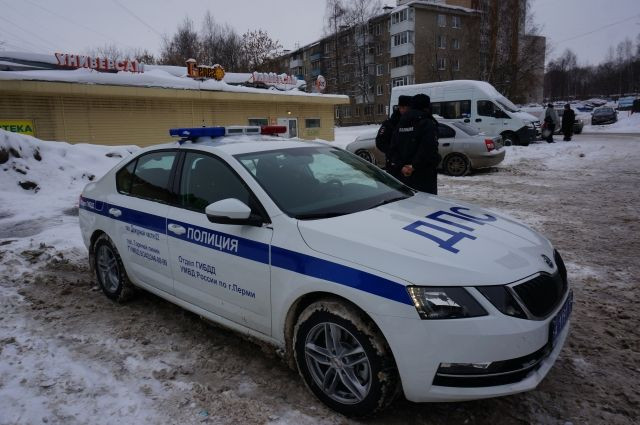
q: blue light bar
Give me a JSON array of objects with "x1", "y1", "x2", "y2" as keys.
[{"x1": 169, "y1": 127, "x2": 226, "y2": 139}]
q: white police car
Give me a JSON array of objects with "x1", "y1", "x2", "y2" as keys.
[{"x1": 79, "y1": 126, "x2": 572, "y2": 416}]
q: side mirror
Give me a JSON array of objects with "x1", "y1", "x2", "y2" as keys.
[{"x1": 205, "y1": 199, "x2": 264, "y2": 226}]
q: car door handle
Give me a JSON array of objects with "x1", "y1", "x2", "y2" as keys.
[
  {"x1": 108, "y1": 208, "x2": 122, "y2": 218},
  {"x1": 442, "y1": 143, "x2": 451, "y2": 147},
  {"x1": 475, "y1": 118, "x2": 482, "y2": 122},
  {"x1": 463, "y1": 118, "x2": 470, "y2": 123},
  {"x1": 167, "y1": 223, "x2": 186, "y2": 235}
]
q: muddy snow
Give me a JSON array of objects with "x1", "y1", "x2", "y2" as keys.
[{"x1": 1, "y1": 129, "x2": 639, "y2": 424}]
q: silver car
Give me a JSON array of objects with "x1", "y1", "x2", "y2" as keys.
[{"x1": 345, "y1": 120, "x2": 505, "y2": 176}]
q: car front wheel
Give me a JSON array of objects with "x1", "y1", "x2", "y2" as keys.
[
  {"x1": 294, "y1": 300, "x2": 399, "y2": 417},
  {"x1": 93, "y1": 234, "x2": 135, "y2": 302},
  {"x1": 443, "y1": 153, "x2": 471, "y2": 176},
  {"x1": 355, "y1": 149, "x2": 375, "y2": 164}
]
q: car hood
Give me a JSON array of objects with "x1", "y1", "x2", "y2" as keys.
[
  {"x1": 297, "y1": 193, "x2": 554, "y2": 287},
  {"x1": 511, "y1": 110, "x2": 539, "y2": 123}
]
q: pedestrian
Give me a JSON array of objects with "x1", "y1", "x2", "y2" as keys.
[
  {"x1": 375, "y1": 95, "x2": 411, "y2": 170},
  {"x1": 387, "y1": 94, "x2": 440, "y2": 194},
  {"x1": 561, "y1": 103, "x2": 576, "y2": 141},
  {"x1": 543, "y1": 103, "x2": 559, "y2": 143}
]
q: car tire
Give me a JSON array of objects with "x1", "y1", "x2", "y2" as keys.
[
  {"x1": 355, "y1": 149, "x2": 375, "y2": 165},
  {"x1": 443, "y1": 153, "x2": 471, "y2": 177},
  {"x1": 293, "y1": 300, "x2": 399, "y2": 417},
  {"x1": 93, "y1": 234, "x2": 135, "y2": 302}
]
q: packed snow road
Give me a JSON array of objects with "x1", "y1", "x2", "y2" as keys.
[{"x1": 1, "y1": 130, "x2": 639, "y2": 424}]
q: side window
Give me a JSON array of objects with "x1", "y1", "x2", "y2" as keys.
[
  {"x1": 440, "y1": 100, "x2": 471, "y2": 119},
  {"x1": 477, "y1": 100, "x2": 496, "y2": 117},
  {"x1": 130, "y1": 151, "x2": 176, "y2": 203},
  {"x1": 116, "y1": 160, "x2": 136, "y2": 194},
  {"x1": 437, "y1": 124, "x2": 456, "y2": 139},
  {"x1": 431, "y1": 102, "x2": 442, "y2": 116},
  {"x1": 180, "y1": 152, "x2": 251, "y2": 212}
]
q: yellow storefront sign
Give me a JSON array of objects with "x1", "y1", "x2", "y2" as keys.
[{"x1": 0, "y1": 120, "x2": 35, "y2": 136}]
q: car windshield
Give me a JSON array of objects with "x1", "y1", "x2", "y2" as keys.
[
  {"x1": 451, "y1": 122, "x2": 481, "y2": 135},
  {"x1": 594, "y1": 108, "x2": 612, "y2": 115},
  {"x1": 235, "y1": 146, "x2": 414, "y2": 220},
  {"x1": 496, "y1": 96, "x2": 519, "y2": 113}
]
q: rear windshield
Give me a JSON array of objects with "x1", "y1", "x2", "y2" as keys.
[{"x1": 451, "y1": 122, "x2": 481, "y2": 135}]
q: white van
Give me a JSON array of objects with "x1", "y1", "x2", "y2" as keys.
[{"x1": 390, "y1": 80, "x2": 540, "y2": 146}]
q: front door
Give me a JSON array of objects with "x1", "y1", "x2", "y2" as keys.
[
  {"x1": 166, "y1": 151, "x2": 273, "y2": 335},
  {"x1": 475, "y1": 100, "x2": 500, "y2": 135},
  {"x1": 277, "y1": 118, "x2": 298, "y2": 138}
]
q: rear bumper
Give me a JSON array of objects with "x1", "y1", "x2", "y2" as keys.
[{"x1": 470, "y1": 149, "x2": 506, "y2": 169}]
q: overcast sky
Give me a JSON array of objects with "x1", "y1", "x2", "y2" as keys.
[{"x1": 1, "y1": 0, "x2": 639, "y2": 67}]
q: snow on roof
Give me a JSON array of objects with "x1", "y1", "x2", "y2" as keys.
[
  {"x1": 0, "y1": 52, "x2": 347, "y2": 100},
  {"x1": 399, "y1": 0, "x2": 477, "y2": 13}
]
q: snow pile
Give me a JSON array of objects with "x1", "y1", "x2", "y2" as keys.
[
  {"x1": 332, "y1": 124, "x2": 380, "y2": 149},
  {"x1": 0, "y1": 130, "x2": 138, "y2": 252}
]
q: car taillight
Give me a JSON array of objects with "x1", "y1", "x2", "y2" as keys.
[{"x1": 485, "y1": 139, "x2": 495, "y2": 152}]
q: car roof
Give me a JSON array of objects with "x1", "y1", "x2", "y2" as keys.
[{"x1": 141, "y1": 136, "x2": 331, "y2": 156}]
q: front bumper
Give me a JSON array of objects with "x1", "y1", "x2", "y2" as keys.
[
  {"x1": 515, "y1": 126, "x2": 537, "y2": 144},
  {"x1": 372, "y1": 289, "x2": 571, "y2": 402}
]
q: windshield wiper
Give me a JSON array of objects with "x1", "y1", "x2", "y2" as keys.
[
  {"x1": 296, "y1": 212, "x2": 348, "y2": 220},
  {"x1": 368, "y1": 195, "x2": 410, "y2": 210}
]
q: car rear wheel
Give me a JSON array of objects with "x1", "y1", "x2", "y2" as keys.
[
  {"x1": 93, "y1": 234, "x2": 135, "y2": 302},
  {"x1": 355, "y1": 149, "x2": 375, "y2": 164},
  {"x1": 443, "y1": 153, "x2": 471, "y2": 177},
  {"x1": 294, "y1": 300, "x2": 399, "y2": 417}
]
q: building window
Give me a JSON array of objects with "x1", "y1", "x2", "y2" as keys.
[
  {"x1": 437, "y1": 57, "x2": 446, "y2": 70},
  {"x1": 355, "y1": 106, "x2": 361, "y2": 117},
  {"x1": 437, "y1": 35, "x2": 446, "y2": 49},
  {"x1": 391, "y1": 31, "x2": 413, "y2": 47},
  {"x1": 392, "y1": 54, "x2": 413, "y2": 68},
  {"x1": 437, "y1": 14, "x2": 447, "y2": 27},
  {"x1": 452, "y1": 58, "x2": 460, "y2": 71},
  {"x1": 377, "y1": 103, "x2": 385, "y2": 115},
  {"x1": 373, "y1": 23, "x2": 381, "y2": 36},
  {"x1": 452, "y1": 16, "x2": 461, "y2": 29},
  {"x1": 376, "y1": 84, "x2": 383, "y2": 95},
  {"x1": 248, "y1": 118, "x2": 268, "y2": 126},
  {"x1": 392, "y1": 75, "x2": 414, "y2": 87},
  {"x1": 376, "y1": 43, "x2": 382, "y2": 55},
  {"x1": 376, "y1": 64, "x2": 384, "y2": 76},
  {"x1": 452, "y1": 38, "x2": 460, "y2": 50},
  {"x1": 343, "y1": 106, "x2": 352, "y2": 118},
  {"x1": 305, "y1": 118, "x2": 321, "y2": 128},
  {"x1": 335, "y1": 107, "x2": 340, "y2": 119},
  {"x1": 391, "y1": 8, "x2": 409, "y2": 24},
  {"x1": 364, "y1": 105, "x2": 374, "y2": 116},
  {"x1": 342, "y1": 73, "x2": 350, "y2": 83}
]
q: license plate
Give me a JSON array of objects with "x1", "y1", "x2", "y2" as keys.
[{"x1": 550, "y1": 291, "x2": 573, "y2": 346}]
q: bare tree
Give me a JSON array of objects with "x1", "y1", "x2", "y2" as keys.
[
  {"x1": 240, "y1": 30, "x2": 283, "y2": 71},
  {"x1": 200, "y1": 11, "x2": 244, "y2": 70},
  {"x1": 160, "y1": 17, "x2": 201, "y2": 65},
  {"x1": 84, "y1": 44, "x2": 156, "y2": 64}
]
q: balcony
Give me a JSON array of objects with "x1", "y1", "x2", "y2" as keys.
[
  {"x1": 289, "y1": 58, "x2": 304, "y2": 68},
  {"x1": 390, "y1": 43, "x2": 415, "y2": 58},
  {"x1": 310, "y1": 52, "x2": 323, "y2": 62},
  {"x1": 390, "y1": 19, "x2": 414, "y2": 34},
  {"x1": 311, "y1": 68, "x2": 322, "y2": 77},
  {"x1": 390, "y1": 65, "x2": 414, "y2": 79}
]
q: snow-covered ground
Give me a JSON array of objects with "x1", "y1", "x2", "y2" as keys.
[
  {"x1": 1, "y1": 129, "x2": 640, "y2": 424},
  {"x1": 521, "y1": 106, "x2": 640, "y2": 134}
]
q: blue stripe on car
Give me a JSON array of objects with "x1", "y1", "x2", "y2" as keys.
[{"x1": 80, "y1": 196, "x2": 412, "y2": 305}]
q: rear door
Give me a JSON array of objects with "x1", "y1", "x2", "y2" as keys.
[
  {"x1": 107, "y1": 150, "x2": 178, "y2": 295},
  {"x1": 476, "y1": 100, "x2": 501, "y2": 135},
  {"x1": 166, "y1": 151, "x2": 273, "y2": 335}
]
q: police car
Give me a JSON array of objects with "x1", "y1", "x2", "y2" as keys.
[{"x1": 79, "y1": 126, "x2": 572, "y2": 416}]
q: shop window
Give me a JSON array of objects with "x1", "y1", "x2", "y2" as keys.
[
  {"x1": 305, "y1": 118, "x2": 321, "y2": 128},
  {"x1": 248, "y1": 118, "x2": 268, "y2": 126}
]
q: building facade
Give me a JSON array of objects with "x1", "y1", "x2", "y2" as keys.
[{"x1": 276, "y1": 0, "x2": 544, "y2": 125}]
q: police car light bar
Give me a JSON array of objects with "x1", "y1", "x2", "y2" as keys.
[{"x1": 169, "y1": 127, "x2": 226, "y2": 139}]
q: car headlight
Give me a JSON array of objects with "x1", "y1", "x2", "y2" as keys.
[{"x1": 406, "y1": 287, "x2": 488, "y2": 319}]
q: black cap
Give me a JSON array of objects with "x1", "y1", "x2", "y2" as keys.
[
  {"x1": 565, "y1": 103, "x2": 571, "y2": 108},
  {"x1": 547, "y1": 103, "x2": 553, "y2": 108},
  {"x1": 398, "y1": 95, "x2": 412, "y2": 107},
  {"x1": 412, "y1": 94, "x2": 431, "y2": 110}
]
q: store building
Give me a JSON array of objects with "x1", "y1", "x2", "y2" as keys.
[{"x1": 0, "y1": 52, "x2": 348, "y2": 145}]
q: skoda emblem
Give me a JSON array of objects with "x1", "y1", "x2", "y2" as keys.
[{"x1": 541, "y1": 254, "x2": 553, "y2": 268}]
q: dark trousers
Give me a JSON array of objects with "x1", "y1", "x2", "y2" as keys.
[
  {"x1": 545, "y1": 124, "x2": 555, "y2": 143},
  {"x1": 563, "y1": 128, "x2": 573, "y2": 141}
]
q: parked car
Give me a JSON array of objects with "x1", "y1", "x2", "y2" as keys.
[
  {"x1": 591, "y1": 107, "x2": 618, "y2": 125},
  {"x1": 345, "y1": 120, "x2": 505, "y2": 177},
  {"x1": 79, "y1": 125, "x2": 571, "y2": 416},
  {"x1": 391, "y1": 80, "x2": 540, "y2": 146}
]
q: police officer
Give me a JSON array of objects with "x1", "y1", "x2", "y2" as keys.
[
  {"x1": 375, "y1": 95, "x2": 411, "y2": 170},
  {"x1": 388, "y1": 94, "x2": 440, "y2": 194}
]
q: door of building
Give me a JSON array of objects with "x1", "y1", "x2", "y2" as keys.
[{"x1": 277, "y1": 118, "x2": 298, "y2": 138}]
